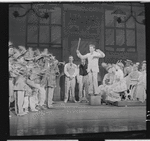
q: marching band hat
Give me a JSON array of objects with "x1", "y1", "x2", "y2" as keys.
[
  {"x1": 34, "y1": 49, "x2": 41, "y2": 56},
  {"x1": 18, "y1": 46, "x2": 27, "y2": 56},
  {"x1": 13, "y1": 49, "x2": 21, "y2": 59},
  {"x1": 116, "y1": 60, "x2": 124, "y2": 68},
  {"x1": 135, "y1": 62, "x2": 140, "y2": 66},
  {"x1": 8, "y1": 41, "x2": 13, "y2": 47},
  {"x1": 101, "y1": 62, "x2": 108, "y2": 68},
  {"x1": 125, "y1": 59, "x2": 132, "y2": 64},
  {"x1": 142, "y1": 60, "x2": 146, "y2": 64}
]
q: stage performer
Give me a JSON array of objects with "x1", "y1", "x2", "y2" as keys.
[
  {"x1": 64, "y1": 56, "x2": 78, "y2": 103},
  {"x1": 13, "y1": 49, "x2": 28, "y2": 116},
  {"x1": 41, "y1": 55, "x2": 60, "y2": 108},
  {"x1": 77, "y1": 58, "x2": 89, "y2": 103},
  {"x1": 134, "y1": 61, "x2": 146, "y2": 102},
  {"x1": 76, "y1": 44, "x2": 105, "y2": 95},
  {"x1": 9, "y1": 41, "x2": 15, "y2": 117},
  {"x1": 98, "y1": 64, "x2": 116, "y2": 103},
  {"x1": 124, "y1": 59, "x2": 133, "y2": 77}
]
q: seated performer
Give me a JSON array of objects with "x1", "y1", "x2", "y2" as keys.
[
  {"x1": 104, "y1": 62, "x2": 127, "y2": 102},
  {"x1": 134, "y1": 61, "x2": 146, "y2": 102},
  {"x1": 76, "y1": 44, "x2": 105, "y2": 95},
  {"x1": 98, "y1": 63, "x2": 116, "y2": 103},
  {"x1": 77, "y1": 58, "x2": 89, "y2": 103},
  {"x1": 64, "y1": 56, "x2": 78, "y2": 103}
]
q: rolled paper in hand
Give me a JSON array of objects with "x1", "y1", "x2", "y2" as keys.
[{"x1": 77, "y1": 38, "x2": 81, "y2": 50}]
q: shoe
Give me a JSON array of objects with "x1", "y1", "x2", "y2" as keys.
[
  {"x1": 64, "y1": 100, "x2": 67, "y2": 103},
  {"x1": 31, "y1": 109, "x2": 38, "y2": 112},
  {"x1": 24, "y1": 108, "x2": 29, "y2": 113},
  {"x1": 73, "y1": 100, "x2": 77, "y2": 103},
  {"x1": 41, "y1": 105, "x2": 47, "y2": 110},
  {"x1": 18, "y1": 112, "x2": 27, "y2": 116},
  {"x1": 35, "y1": 106, "x2": 42, "y2": 110},
  {"x1": 78, "y1": 100, "x2": 82, "y2": 103},
  {"x1": 48, "y1": 105, "x2": 53, "y2": 109},
  {"x1": 86, "y1": 100, "x2": 89, "y2": 103}
]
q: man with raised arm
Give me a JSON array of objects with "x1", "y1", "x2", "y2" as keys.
[{"x1": 76, "y1": 44, "x2": 105, "y2": 95}]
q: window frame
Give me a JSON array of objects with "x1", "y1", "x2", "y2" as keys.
[
  {"x1": 25, "y1": 6, "x2": 62, "y2": 49},
  {"x1": 104, "y1": 9, "x2": 137, "y2": 53}
]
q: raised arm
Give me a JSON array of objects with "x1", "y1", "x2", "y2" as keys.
[
  {"x1": 76, "y1": 50, "x2": 89, "y2": 60},
  {"x1": 93, "y1": 49, "x2": 105, "y2": 59}
]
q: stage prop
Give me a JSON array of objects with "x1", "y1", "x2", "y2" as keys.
[
  {"x1": 89, "y1": 94, "x2": 101, "y2": 106},
  {"x1": 112, "y1": 100, "x2": 146, "y2": 107}
]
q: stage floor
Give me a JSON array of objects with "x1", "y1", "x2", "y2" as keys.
[{"x1": 9, "y1": 101, "x2": 146, "y2": 136}]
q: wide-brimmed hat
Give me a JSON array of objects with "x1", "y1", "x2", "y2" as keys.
[
  {"x1": 125, "y1": 59, "x2": 132, "y2": 64},
  {"x1": 13, "y1": 49, "x2": 21, "y2": 59},
  {"x1": 101, "y1": 62, "x2": 107, "y2": 68},
  {"x1": 18, "y1": 46, "x2": 27, "y2": 55},
  {"x1": 106, "y1": 64, "x2": 113, "y2": 71},
  {"x1": 116, "y1": 60, "x2": 124, "y2": 68},
  {"x1": 24, "y1": 47, "x2": 34, "y2": 60},
  {"x1": 135, "y1": 62, "x2": 140, "y2": 66},
  {"x1": 9, "y1": 48, "x2": 14, "y2": 57},
  {"x1": 142, "y1": 60, "x2": 146, "y2": 64},
  {"x1": 34, "y1": 49, "x2": 41, "y2": 57},
  {"x1": 8, "y1": 41, "x2": 13, "y2": 47}
]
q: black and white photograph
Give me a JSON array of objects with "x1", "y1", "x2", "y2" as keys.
[{"x1": 8, "y1": 2, "x2": 147, "y2": 137}]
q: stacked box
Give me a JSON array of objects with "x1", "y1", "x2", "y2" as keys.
[{"x1": 89, "y1": 94, "x2": 101, "y2": 106}]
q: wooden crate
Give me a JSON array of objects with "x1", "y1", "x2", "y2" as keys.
[{"x1": 89, "y1": 95, "x2": 101, "y2": 106}]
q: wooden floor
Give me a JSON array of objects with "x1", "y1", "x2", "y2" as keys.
[{"x1": 9, "y1": 101, "x2": 146, "y2": 136}]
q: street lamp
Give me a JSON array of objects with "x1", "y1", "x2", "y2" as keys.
[
  {"x1": 9, "y1": 3, "x2": 49, "y2": 19},
  {"x1": 111, "y1": 3, "x2": 145, "y2": 25}
]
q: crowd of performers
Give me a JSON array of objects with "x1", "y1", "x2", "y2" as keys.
[{"x1": 9, "y1": 42, "x2": 146, "y2": 117}]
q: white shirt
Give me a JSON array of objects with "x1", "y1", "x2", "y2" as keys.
[
  {"x1": 77, "y1": 51, "x2": 105, "y2": 73},
  {"x1": 64, "y1": 63, "x2": 78, "y2": 78}
]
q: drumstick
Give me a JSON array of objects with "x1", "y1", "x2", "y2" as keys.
[{"x1": 77, "y1": 38, "x2": 81, "y2": 50}]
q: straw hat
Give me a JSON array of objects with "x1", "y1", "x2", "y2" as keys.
[
  {"x1": 101, "y1": 62, "x2": 107, "y2": 68},
  {"x1": 106, "y1": 64, "x2": 112, "y2": 71},
  {"x1": 142, "y1": 60, "x2": 146, "y2": 64},
  {"x1": 13, "y1": 49, "x2": 21, "y2": 59},
  {"x1": 8, "y1": 41, "x2": 13, "y2": 47},
  {"x1": 116, "y1": 60, "x2": 124, "y2": 68},
  {"x1": 34, "y1": 49, "x2": 41, "y2": 57},
  {"x1": 18, "y1": 46, "x2": 27, "y2": 56}
]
